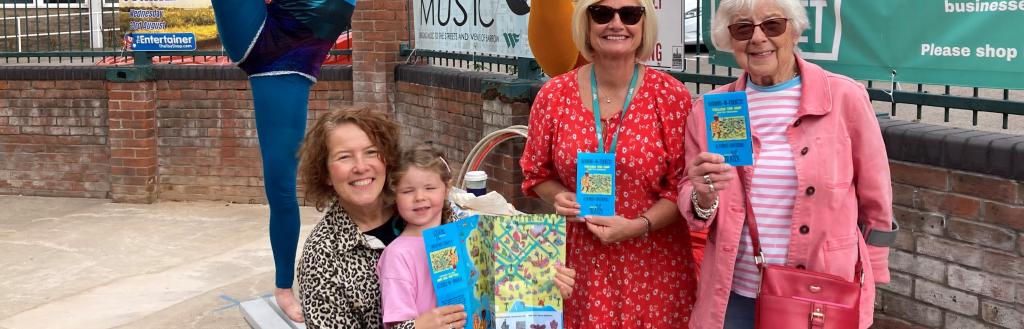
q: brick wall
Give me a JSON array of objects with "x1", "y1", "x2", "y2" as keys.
[
  {"x1": 0, "y1": 64, "x2": 545, "y2": 211},
  {"x1": 395, "y1": 81, "x2": 481, "y2": 163},
  {"x1": 108, "y1": 81, "x2": 159, "y2": 203},
  {"x1": 479, "y1": 99, "x2": 551, "y2": 214},
  {"x1": 0, "y1": 79, "x2": 110, "y2": 198},
  {"x1": 0, "y1": 66, "x2": 353, "y2": 204},
  {"x1": 874, "y1": 121, "x2": 1024, "y2": 329},
  {"x1": 394, "y1": 65, "x2": 549, "y2": 213},
  {"x1": 351, "y1": 0, "x2": 407, "y2": 111},
  {"x1": 155, "y1": 79, "x2": 352, "y2": 204},
  {"x1": 0, "y1": 64, "x2": 530, "y2": 208}
]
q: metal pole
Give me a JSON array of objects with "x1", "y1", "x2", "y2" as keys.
[
  {"x1": 89, "y1": 0, "x2": 104, "y2": 48},
  {"x1": 16, "y1": 17, "x2": 22, "y2": 52}
]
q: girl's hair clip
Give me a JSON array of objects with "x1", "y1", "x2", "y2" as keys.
[{"x1": 439, "y1": 156, "x2": 452, "y2": 176}]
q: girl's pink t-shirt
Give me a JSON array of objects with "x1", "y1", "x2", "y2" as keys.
[{"x1": 376, "y1": 235, "x2": 437, "y2": 326}]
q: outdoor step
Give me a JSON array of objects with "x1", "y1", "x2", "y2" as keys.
[{"x1": 240, "y1": 296, "x2": 306, "y2": 329}]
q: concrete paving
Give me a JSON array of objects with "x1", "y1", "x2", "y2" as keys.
[{"x1": 0, "y1": 195, "x2": 323, "y2": 329}]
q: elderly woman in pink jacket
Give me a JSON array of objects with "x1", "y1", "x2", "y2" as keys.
[{"x1": 677, "y1": 0, "x2": 895, "y2": 328}]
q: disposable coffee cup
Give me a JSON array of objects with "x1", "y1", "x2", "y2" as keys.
[{"x1": 464, "y1": 171, "x2": 488, "y2": 197}]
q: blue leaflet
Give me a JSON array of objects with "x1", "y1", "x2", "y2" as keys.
[
  {"x1": 576, "y1": 152, "x2": 616, "y2": 216},
  {"x1": 703, "y1": 91, "x2": 754, "y2": 166},
  {"x1": 424, "y1": 215, "x2": 567, "y2": 328},
  {"x1": 424, "y1": 216, "x2": 482, "y2": 328}
]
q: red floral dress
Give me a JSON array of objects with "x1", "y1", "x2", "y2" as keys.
[{"x1": 521, "y1": 67, "x2": 697, "y2": 328}]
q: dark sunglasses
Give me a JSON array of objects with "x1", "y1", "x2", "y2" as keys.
[
  {"x1": 587, "y1": 5, "x2": 645, "y2": 25},
  {"x1": 727, "y1": 17, "x2": 789, "y2": 40}
]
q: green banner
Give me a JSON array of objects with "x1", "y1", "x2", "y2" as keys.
[{"x1": 703, "y1": 0, "x2": 1024, "y2": 89}]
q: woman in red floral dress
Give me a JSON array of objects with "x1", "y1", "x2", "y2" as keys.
[{"x1": 520, "y1": 0, "x2": 697, "y2": 328}]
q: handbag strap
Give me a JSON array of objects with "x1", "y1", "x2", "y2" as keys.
[{"x1": 737, "y1": 168, "x2": 865, "y2": 284}]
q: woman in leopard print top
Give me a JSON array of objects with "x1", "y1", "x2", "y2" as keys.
[{"x1": 296, "y1": 107, "x2": 468, "y2": 329}]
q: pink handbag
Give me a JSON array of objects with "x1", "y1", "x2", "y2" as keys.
[{"x1": 739, "y1": 171, "x2": 863, "y2": 329}]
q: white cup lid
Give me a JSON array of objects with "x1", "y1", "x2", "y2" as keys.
[{"x1": 464, "y1": 170, "x2": 488, "y2": 181}]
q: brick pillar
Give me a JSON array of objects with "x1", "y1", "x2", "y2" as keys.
[
  {"x1": 106, "y1": 82, "x2": 158, "y2": 203},
  {"x1": 481, "y1": 97, "x2": 553, "y2": 214},
  {"x1": 479, "y1": 79, "x2": 550, "y2": 213},
  {"x1": 351, "y1": 0, "x2": 408, "y2": 112}
]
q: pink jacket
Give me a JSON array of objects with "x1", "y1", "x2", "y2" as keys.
[{"x1": 679, "y1": 56, "x2": 892, "y2": 329}]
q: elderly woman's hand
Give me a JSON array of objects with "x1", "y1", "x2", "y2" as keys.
[
  {"x1": 688, "y1": 152, "x2": 733, "y2": 208},
  {"x1": 414, "y1": 304, "x2": 467, "y2": 329}
]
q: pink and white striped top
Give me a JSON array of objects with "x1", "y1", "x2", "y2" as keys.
[{"x1": 732, "y1": 77, "x2": 802, "y2": 298}]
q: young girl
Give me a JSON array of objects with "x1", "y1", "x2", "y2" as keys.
[
  {"x1": 378, "y1": 144, "x2": 578, "y2": 329},
  {"x1": 377, "y1": 144, "x2": 464, "y2": 329}
]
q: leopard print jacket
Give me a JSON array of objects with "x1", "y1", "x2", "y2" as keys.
[
  {"x1": 298, "y1": 201, "x2": 454, "y2": 329},
  {"x1": 298, "y1": 202, "x2": 389, "y2": 329}
]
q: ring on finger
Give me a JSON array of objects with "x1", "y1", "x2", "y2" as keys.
[
  {"x1": 702, "y1": 174, "x2": 712, "y2": 185},
  {"x1": 708, "y1": 181, "x2": 716, "y2": 194},
  {"x1": 448, "y1": 324, "x2": 454, "y2": 329}
]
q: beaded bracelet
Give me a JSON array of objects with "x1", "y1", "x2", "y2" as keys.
[{"x1": 639, "y1": 215, "x2": 652, "y2": 235}]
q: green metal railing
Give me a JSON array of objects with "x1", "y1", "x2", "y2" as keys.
[
  {"x1": 409, "y1": 48, "x2": 1023, "y2": 131},
  {"x1": 403, "y1": 47, "x2": 541, "y2": 80},
  {"x1": 671, "y1": 69, "x2": 1024, "y2": 129},
  {"x1": 2, "y1": 1, "x2": 352, "y2": 64},
  {"x1": 0, "y1": 48, "x2": 351, "y2": 65},
  {"x1": 2, "y1": 0, "x2": 121, "y2": 61},
  {"x1": 2, "y1": 0, "x2": 1018, "y2": 130}
]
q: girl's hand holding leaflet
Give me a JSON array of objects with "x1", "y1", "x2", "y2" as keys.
[
  {"x1": 414, "y1": 304, "x2": 467, "y2": 329},
  {"x1": 554, "y1": 266, "x2": 577, "y2": 298}
]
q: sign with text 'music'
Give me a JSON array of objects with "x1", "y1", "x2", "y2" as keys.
[{"x1": 412, "y1": 0, "x2": 532, "y2": 58}]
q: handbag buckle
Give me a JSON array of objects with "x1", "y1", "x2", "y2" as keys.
[
  {"x1": 754, "y1": 252, "x2": 765, "y2": 265},
  {"x1": 810, "y1": 308, "x2": 826, "y2": 326}
]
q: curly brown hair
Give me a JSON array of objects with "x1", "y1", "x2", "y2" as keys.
[
  {"x1": 299, "y1": 107, "x2": 401, "y2": 211},
  {"x1": 389, "y1": 143, "x2": 455, "y2": 224}
]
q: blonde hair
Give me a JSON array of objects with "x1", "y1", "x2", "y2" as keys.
[
  {"x1": 389, "y1": 143, "x2": 454, "y2": 224},
  {"x1": 710, "y1": 0, "x2": 810, "y2": 53},
  {"x1": 571, "y1": 0, "x2": 658, "y2": 62}
]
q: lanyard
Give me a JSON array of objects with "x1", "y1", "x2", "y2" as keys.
[{"x1": 591, "y1": 63, "x2": 640, "y2": 153}]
